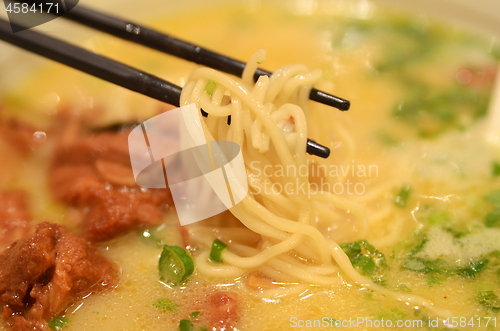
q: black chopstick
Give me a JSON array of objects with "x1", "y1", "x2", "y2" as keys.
[
  {"x1": 61, "y1": 5, "x2": 350, "y2": 111},
  {"x1": 0, "y1": 19, "x2": 330, "y2": 158},
  {"x1": 0, "y1": 20, "x2": 182, "y2": 107}
]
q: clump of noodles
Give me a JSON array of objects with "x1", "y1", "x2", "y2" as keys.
[{"x1": 179, "y1": 50, "x2": 450, "y2": 316}]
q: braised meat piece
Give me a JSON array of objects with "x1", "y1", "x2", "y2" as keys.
[
  {"x1": 0, "y1": 119, "x2": 46, "y2": 188},
  {"x1": 49, "y1": 129, "x2": 172, "y2": 242},
  {"x1": 0, "y1": 119, "x2": 40, "y2": 155},
  {"x1": 0, "y1": 222, "x2": 116, "y2": 330},
  {"x1": 0, "y1": 191, "x2": 31, "y2": 251},
  {"x1": 207, "y1": 291, "x2": 239, "y2": 331}
]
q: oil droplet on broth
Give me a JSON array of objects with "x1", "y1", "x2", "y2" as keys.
[{"x1": 32, "y1": 131, "x2": 46, "y2": 143}]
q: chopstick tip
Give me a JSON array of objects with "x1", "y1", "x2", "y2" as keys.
[
  {"x1": 307, "y1": 139, "x2": 330, "y2": 158},
  {"x1": 310, "y1": 88, "x2": 350, "y2": 111}
]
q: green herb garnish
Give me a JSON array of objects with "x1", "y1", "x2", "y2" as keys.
[
  {"x1": 493, "y1": 161, "x2": 500, "y2": 177},
  {"x1": 426, "y1": 211, "x2": 450, "y2": 226},
  {"x1": 340, "y1": 240, "x2": 388, "y2": 277},
  {"x1": 476, "y1": 290, "x2": 500, "y2": 312},
  {"x1": 456, "y1": 258, "x2": 488, "y2": 277},
  {"x1": 426, "y1": 274, "x2": 444, "y2": 286},
  {"x1": 407, "y1": 237, "x2": 428, "y2": 256},
  {"x1": 159, "y1": 245, "x2": 194, "y2": 285},
  {"x1": 48, "y1": 316, "x2": 68, "y2": 331},
  {"x1": 404, "y1": 248, "x2": 488, "y2": 278},
  {"x1": 152, "y1": 298, "x2": 179, "y2": 312},
  {"x1": 392, "y1": 83, "x2": 489, "y2": 137},
  {"x1": 484, "y1": 190, "x2": 500, "y2": 227},
  {"x1": 485, "y1": 190, "x2": 500, "y2": 205},
  {"x1": 398, "y1": 284, "x2": 412, "y2": 292},
  {"x1": 179, "y1": 319, "x2": 195, "y2": 331},
  {"x1": 376, "y1": 132, "x2": 402, "y2": 147},
  {"x1": 403, "y1": 258, "x2": 445, "y2": 273},
  {"x1": 486, "y1": 210, "x2": 500, "y2": 227},
  {"x1": 394, "y1": 185, "x2": 412, "y2": 207},
  {"x1": 373, "y1": 308, "x2": 407, "y2": 322},
  {"x1": 190, "y1": 311, "x2": 200, "y2": 319}
]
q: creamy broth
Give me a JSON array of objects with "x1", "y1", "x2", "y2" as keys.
[{"x1": 1, "y1": 1, "x2": 500, "y2": 330}]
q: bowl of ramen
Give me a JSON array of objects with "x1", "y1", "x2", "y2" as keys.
[{"x1": 1, "y1": 0, "x2": 500, "y2": 330}]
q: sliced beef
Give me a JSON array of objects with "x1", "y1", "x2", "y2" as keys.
[
  {"x1": 0, "y1": 191, "x2": 31, "y2": 251},
  {"x1": 0, "y1": 222, "x2": 116, "y2": 330},
  {"x1": 49, "y1": 129, "x2": 173, "y2": 242}
]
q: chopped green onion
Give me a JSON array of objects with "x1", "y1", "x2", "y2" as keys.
[
  {"x1": 152, "y1": 298, "x2": 179, "y2": 312},
  {"x1": 205, "y1": 80, "x2": 217, "y2": 96},
  {"x1": 394, "y1": 185, "x2": 412, "y2": 207},
  {"x1": 209, "y1": 239, "x2": 227, "y2": 263},
  {"x1": 199, "y1": 327, "x2": 208, "y2": 331},
  {"x1": 48, "y1": 316, "x2": 68, "y2": 331},
  {"x1": 159, "y1": 245, "x2": 194, "y2": 285},
  {"x1": 141, "y1": 228, "x2": 165, "y2": 247},
  {"x1": 179, "y1": 319, "x2": 195, "y2": 331}
]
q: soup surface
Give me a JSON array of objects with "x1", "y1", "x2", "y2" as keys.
[{"x1": 1, "y1": 1, "x2": 500, "y2": 330}]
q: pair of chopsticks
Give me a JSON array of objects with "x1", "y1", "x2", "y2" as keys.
[{"x1": 0, "y1": 2, "x2": 350, "y2": 158}]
